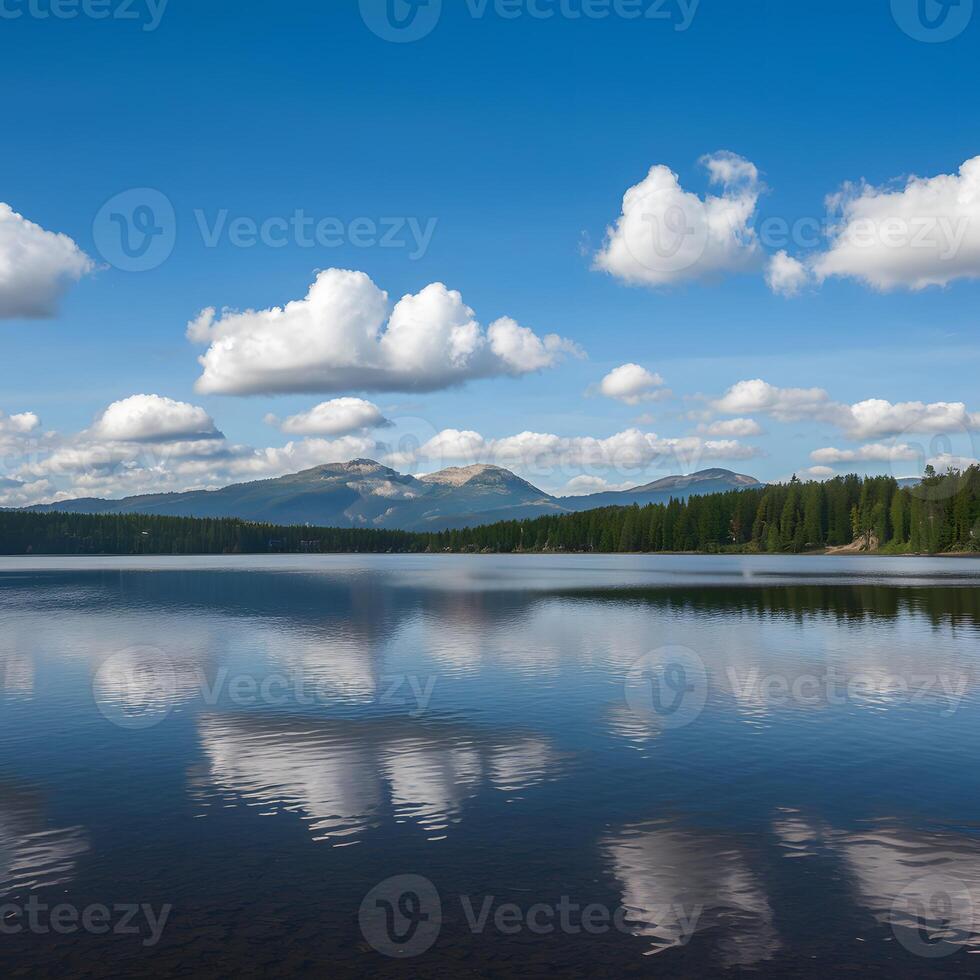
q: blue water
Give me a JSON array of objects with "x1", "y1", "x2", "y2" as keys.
[{"x1": 2, "y1": 555, "x2": 980, "y2": 977}]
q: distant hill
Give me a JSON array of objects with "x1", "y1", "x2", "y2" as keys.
[
  {"x1": 561, "y1": 468, "x2": 762, "y2": 511},
  {"x1": 23, "y1": 459, "x2": 762, "y2": 531}
]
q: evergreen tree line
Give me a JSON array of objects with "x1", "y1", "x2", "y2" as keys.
[{"x1": 1, "y1": 467, "x2": 977, "y2": 556}]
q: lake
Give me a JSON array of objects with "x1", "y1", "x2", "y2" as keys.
[{"x1": 2, "y1": 554, "x2": 980, "y2": 977}]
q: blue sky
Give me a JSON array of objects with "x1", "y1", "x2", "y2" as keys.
[{"x1": 1, "y1": 0, "x2": 979, "y2": 502}]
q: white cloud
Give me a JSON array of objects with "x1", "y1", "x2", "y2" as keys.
[
  {"x1": 0, "y1": 384, "x2": 385, "y2": 503},
  {"x1": 266, "y1": 397, "x2": 391, "y2": 437},
  {"x1": 713, "y1": 380, "x2": 980, "y2": 440},
  {"x1": 712, "y1": 380, "x2": 838, "y2": 423},
  {"x1": 797, "y1": 466, "x2": 834, "y2": 481},
  {"x1": 0, "y1": 409, "x2": 45, "y2": 477},
  {"x1": 844, "y1": 399, "x2": 980, "y2": 440},
  {"x1": 91, "y1": 394, "x2": 222, "y2": 443},
  {"x1": 810, "y1": 443, "x2": 921, "y2": 465},
  {"x1": 189, "y1": 269, "x2": 581, "y2": 395},
  {"x1": 597, "y1": 363, "x2": 668, "y2": 405},
  {"x1": 928, "y1": 453, "x2": 980, "y2": 472},
  {"x1": 0, "y1": 477, "x2": 53, "y2": 507},
  {"x1": 24, "y1": 433, "x2": 380, "y2": 503},
  {"x1": 700, "y1": 417, "x2": 763, "y2": 437},
  {"x1": 0, "y1": 203, "x2": 94, "y2": 318},
  {"x1": 561, "y1": 475, "x2": 639, "y2": 495},
  {"x1": 389, "y1": 427, "x2": 761, "y2": 480},
  {"x1": 765, "y1": 250, "x2": 809, "y2": 296},
  {"x1": 811, "y1": 155, "x2": 980, "y2": 291},
  {"x1": 487, "y1": 316, "x2": 582, "y2": 372},
  {"x1": 187, "y1": 436, "x2": 378, "y2": 482},
  {"x1": 0, "y1": 409, "x2": 40, "y2": 440},
  {"x1": 593, "y1": 152, "x2": 763, "y2": 287}
]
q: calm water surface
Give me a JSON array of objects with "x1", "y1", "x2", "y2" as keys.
[{"x1": 2, "y1": 554, "x2": 980, "y2": 977}]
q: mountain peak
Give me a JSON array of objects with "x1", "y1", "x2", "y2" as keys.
[
  {"x1": 306, "y1": 458, "x2": 389, "y2": 476},
  {"x1": 420, "y1": 464, "x2": 514, "y2": 487},
  {"x1": 632, "y1": 469, "x2": 762, "y2": 493}
]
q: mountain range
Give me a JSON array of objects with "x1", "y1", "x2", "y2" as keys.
[{"x1": 23, "y1": 460, "x2": 762, "y2": 531}]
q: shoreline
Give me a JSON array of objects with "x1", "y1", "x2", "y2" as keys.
[{"x1": 2, "y1": 550, "x2": 979, "y2": 560}]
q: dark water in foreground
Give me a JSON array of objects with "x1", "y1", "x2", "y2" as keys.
[{"x1": 2, "y1": 554, "x2": 980, "y2": 978}]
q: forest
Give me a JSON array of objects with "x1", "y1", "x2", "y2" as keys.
[{"x1": 0, "y1": 466, "x2": 977, "y2": 556}]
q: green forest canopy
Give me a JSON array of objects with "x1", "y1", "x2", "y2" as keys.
[{"x1": 0, "y1": 467, "x2": 978, "y2": 556}]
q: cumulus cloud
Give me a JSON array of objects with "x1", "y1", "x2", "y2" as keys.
[
  {"x1": 712, "y1": 380, "x2": 838, "y2": 423},
  {"x1": 0, "y1": 476, "x2": 53, "y2": 507},
  {"x1": 700, "y1": 417, "x2": 763, "y2": 437},
  {"x1": 928, "y1": 453, "x2": 980, "y2": 472},
  {"x1": 593, "y1": 152, "x2": 763, "y2": 287},
  {"x1": 596, "y1": 363, "x2": 669, "y2": 405},
  {"x1": 22, "y1": 431, "x2": 379, "y2": 503},
  {"x1": 0, "y1": 203, "x2": 94, "y2": 318},
  {"x1": 561, "y1": 475, "x2": 639, "y2": 495},
  {"x1": 0, "y1": 410, "x2": 45, "y2": 476},
  {"x1": 8, "y1": 393, "x2": 376, "y2": 502},
  {"x1": 844, "y1": 399, "x2": 980, "y2": 440},
  {"x1": 765, "y1": 250, "x2": 809, "y2": 296},
  {"x1": 810, "y1": 155, "x2": 980, "y2": 291},
  {"x1": 809, "y1": 443, "x2": 921, "y2": 465},
  {"x1": 387, "y1": 427, "x2": 760, "y2": 479},
  {"x1": 713, "y1": 380, "x2": 980, "y2": 441},
  {"x1": 189, "y1": 269, "x2": 581, "y2": 396},
  {"x1": 91, "y1": 394, "x2": 222, "y2": 443},
  {"x1": 797, "y1": 466, "x2": 834, "y2": 481},
  {"x1": 266, "y1": 397, "x2": 391, "y2": 437},
  {"x1": 0, "y1": 409, "x2": 40, "y2": 439}
]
